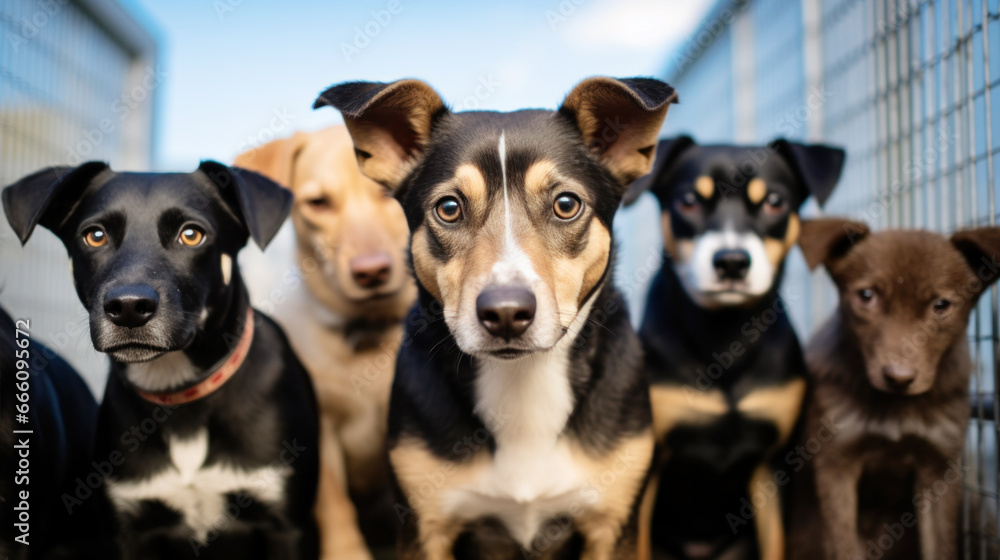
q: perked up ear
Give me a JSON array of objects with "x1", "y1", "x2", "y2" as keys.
[
  {"x1": 797, "y1": 218, "x2": 870, "y2": 271},
  {"x1": 2, "y1": 161, "x2": 110, "y2": 245},
  {"x1": 950, "y1": 227, "x2": 1000, "y2": 292},
  {"x1": 314, "y1": 80, "x2": 447, "y2": 191},
  {"x1": 559, "y1": 77, "x2": 678, "y2": 188},
  {"x1": 773, "y1": 140, "x2": 846, "y2": 207},
  {"x1": 233, "y1": 131, "x2": 310, "y2": 188},
  {"x1": 622, "y1": 135, "x2": 697, "y2": 206},
  {"x1": 197, "y1": 161, "x2": 293, "y2": 249}
]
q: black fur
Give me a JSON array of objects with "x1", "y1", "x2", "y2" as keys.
[
  {"x1": 2, "y1": 163, "x2": 318, "y2": 559},
  {"x1": 628, "y1": 137, "x2": 845, "y2": 558},
  {"x1": 0, "y1": 306, "x2": 106, "y2": 559}
]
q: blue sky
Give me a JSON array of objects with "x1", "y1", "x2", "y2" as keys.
[{"x1": 123, "y1": 0, "x2": 713, "y2": 170}]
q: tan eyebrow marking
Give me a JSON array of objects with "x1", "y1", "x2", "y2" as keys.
[
  {"x1": 453, "y1": 163, "x2": 487, "y2": 207},
  {"x1": 747, "y1": 178, "x2": 767, "y2": 204},
  {"x1": 695, "y1": 176, "x2": 715, "y2": 199},
  {"x1": 524, "y1": 160, "x2": 559, "y2": 195}
]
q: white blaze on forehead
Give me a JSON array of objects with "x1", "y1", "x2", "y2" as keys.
[
  {"x1": 221, "y1": 253, "x2": 232, "y2": 285},
  {"x1": 491, "y1": 131, "x2": 539, "y2": 286}
]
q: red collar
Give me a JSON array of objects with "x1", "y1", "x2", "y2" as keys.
[{"x1": 137, "y1": 308, "x2": 255, "y2": 406}]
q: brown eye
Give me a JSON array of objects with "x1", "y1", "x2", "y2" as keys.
[
  {"x1": 676, "y1": 191, "x2": 699, "y2": 212},
  {"x1": 553, "y1": 193, "x2": 582, "y2": 220},
  {"x1": 763, "y1": 192, "x2": 786, "y2": 214},
  {"x1": 933, "y1": 298, "x2": 952, "y2": 313},
  {"x1": 83, "y1": 228, "x2": 107, "y2": 247},
  {"x1": 178, "y1": 227, "x2": 205, "y2": 247},
  {"x1": 857, "y1": 288, "x2": 876, "y2": 305},
  {"x1": 436, "y1": 197, "x2": 462, "y2": 223},
  {"x1": 306, "y1": 197, "x2": 331, "y2": 210}
]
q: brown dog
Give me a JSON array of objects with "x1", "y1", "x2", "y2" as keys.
[
  {"x1": 789, "y1": 218, "x2": 1000, "y2": 560},
  {"x1": 236, "y1": 126, "x2": 415, "y2": 560}
]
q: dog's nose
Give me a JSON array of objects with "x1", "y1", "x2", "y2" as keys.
[
  {"x1": 882, "y1": 365, "x2": 917, "y2": 389},
  {"x1": 349, "y1": 252, "x2": 392, "y2": 289},
  {"x1": 713, "y1": 249, "x2": 752, "y2": 280},
  {"x1": 476, "y1": 286, "x2": 536, "y2": 341},
  {"x1": 104, "y1": 285, "x2": 159, "y2": 328}
]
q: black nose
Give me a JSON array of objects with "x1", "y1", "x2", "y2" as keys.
[
  {"x1": 104, "y1": 285, "x2": 159, "y2": 328},
  {"x1": 882, "y1": 365, "x2": 916, "y2": 390},
  {"x1": 713, "y1": 249, "x2": 752, "y2": 280},
  {"x1": 476, "y1": 286, "x2": 537, "y2": 341}
]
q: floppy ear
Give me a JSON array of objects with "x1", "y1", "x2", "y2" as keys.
[
  {"x1": 950, "y1": 227, "x2": 1000, "y2": 291},
  {"x1": 233, "y1": 132, "x2": 310, "y2": 188},
  {"x1": 2, "y1": 161, "x2": 110, "y2": 245},
  {"x1": 314, "y1": 80, "x2": 447, "y2": 191},
  {"x1": 798, "y1": 218, "x2": 870, "y2": 270},
  {"x1": 559, "y1": 77, "x2": 679, "y2": 188},
  {"x1": 773, "y1": 140, "x2": 846, "y2": 207},
  {"x1": 197, "y1": 161, "x2": 293, "y2": 249},
  {"x1": 622, "y1": 135, "x2": 696, "y2": 206}
]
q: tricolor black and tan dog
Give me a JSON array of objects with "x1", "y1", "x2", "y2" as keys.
[
  {"x1": 2, "y1": 162, "x2": 319, "y2": 559},
  {"x1": 622, "y1": 137, "x2": 845, "y2": 560},
  {"x1": 315, "y1": 76, "x2": 677, "y2": 559}
]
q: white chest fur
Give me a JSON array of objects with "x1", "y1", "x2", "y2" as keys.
[
  {"x1": 107, "y1": 428, "x2": 290, "y2": 543},
  {"x1": 441, "y1": 343, "x2": 590, "y2": 548}
]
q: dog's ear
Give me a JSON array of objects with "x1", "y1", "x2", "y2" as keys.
[
  {"x1": 798, "y1": 218, "x2": 870, "y2": 271},
  {"x1": 773, "y1": 140, "x2": 846, "y2": 207},
  {"x1": 2, "y1": 161, "x2": 110, "y2": 245},
  {"x1": 950, "y1": 227, "x2": 1000, "y2": 290},
  {"x1": 560, "y1": 77, "x2": 679, "y2": 188},
  {"x1": 197, "y1": 161, "x2": 292, "y2": 249},
  {"x1": 622, "y1": 136, "x2": 696, "y2": 206},
  {"x1": 233, "y1": 132, "x2": 310, "y2": 188},
  {"x1": 314, "y1": 80, "x2": 447, "y2": 191}
]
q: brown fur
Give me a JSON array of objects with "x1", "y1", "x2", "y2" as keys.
[
  {"x1": 235, "y1": 126, "x2": 416, "y2": 560},
  {"x1": 788, "y1": 218, "x2": 1000, "y2": 560}
]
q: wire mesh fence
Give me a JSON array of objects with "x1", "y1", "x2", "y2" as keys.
[
  {"x1": 615, "y1": 0, "x2": 1000, "y2": 553},
  {"x1": 0, "y1": 0, "x2": 157, "y2": 397}
]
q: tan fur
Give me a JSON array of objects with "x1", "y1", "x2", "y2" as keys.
[
  {"x1": 560, "y1": 77, "x2": 676, "y2": 185},
  {"x1": 695, "y1": 176, "x2": 715, "y2": 199},
  {"x1": 235, "y1": 126, "x2": 416, "y2": 560},
  {"x1": 391, "y1": 433, "x2": 653, "y2": 560},
  {"x1": 763, "y1": 213, "x2": 800, "y2": 269},
  {"x1": 649, "y1": 385, "x2": 728, "y2": 442},
  {"x1": 747, "y1": 178, "x2": 766, "y2": 204},
  {"x1": 339, "y1": 80, "x2": 445, "y2": 190},
  {"x1": 736, "y1": 378, "x2": 806, "y2": 445},
  {"x1": 749, "y1": 464, "x2": 784, "y2": 560},
  {"x1": 660, "y1": 213, "x2": 678, "y2": 258},
  {"x1": 525, "y1": 159, "x2": 560, "y2": 195}
]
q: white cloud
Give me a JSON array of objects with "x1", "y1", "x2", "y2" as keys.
[{"x1": 553, "y1": 0, "x2": 712, "y2": 51}]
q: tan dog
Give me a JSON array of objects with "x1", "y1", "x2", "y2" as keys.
[{"x1": 236, "y1": 126, "x2": 415, "y2": 560}]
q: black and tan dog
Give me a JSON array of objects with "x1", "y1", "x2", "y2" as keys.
[
  {"x1": 623, "y1": 137, "x2": 844, "y2": 560},
  {"x1": 789, "y1": 219, "x2": 1000, "y2": 560},
  {"x1": 315, "y1": 77, "x2": 677, "y2": 559},
  {"x1": 3, "y1": 162, "x2": 319, "y2": 559}
]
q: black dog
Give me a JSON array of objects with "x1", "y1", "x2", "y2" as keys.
[
  {"x1": 316, "y1": 77, "x2": 676, "y2": 559},
  {"x1": 0, "y1": 305, "x2": 104, "y2": 559},
  {"x1": 3, "y1": 162, "x2": 319, "y2": 559},
  {"x1": 623, "y1": 137, "x2": 844, "y2": 560}
]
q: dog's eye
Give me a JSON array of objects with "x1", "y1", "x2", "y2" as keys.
[
  {"x1": 83, "y1": 227, "x2": 108, "y2": 248},
  {"x1": 178, "y1": 227, "x2": 205, "y2": 247},
  {"x1": 435, "y1": 197, "x2": 462, "y2": 223},
  {"x1": 553, "y1": 193, "x2": 582, "y2": 220},
  {"x1": 933, "y1": 298, "x2": 952, "y2": 312},
  {"x1": 763, "y1": 192, "x2": 786, "y2": 213},
  {"x1": 676, "y1": 192, "x2": 699, "y2": 211},
  {"x1": 306, "y1": 197, "x2": 331, "y2": 210},
  {"x1": 857, "y1": 289, "x2": 876, "y2": 304}
]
